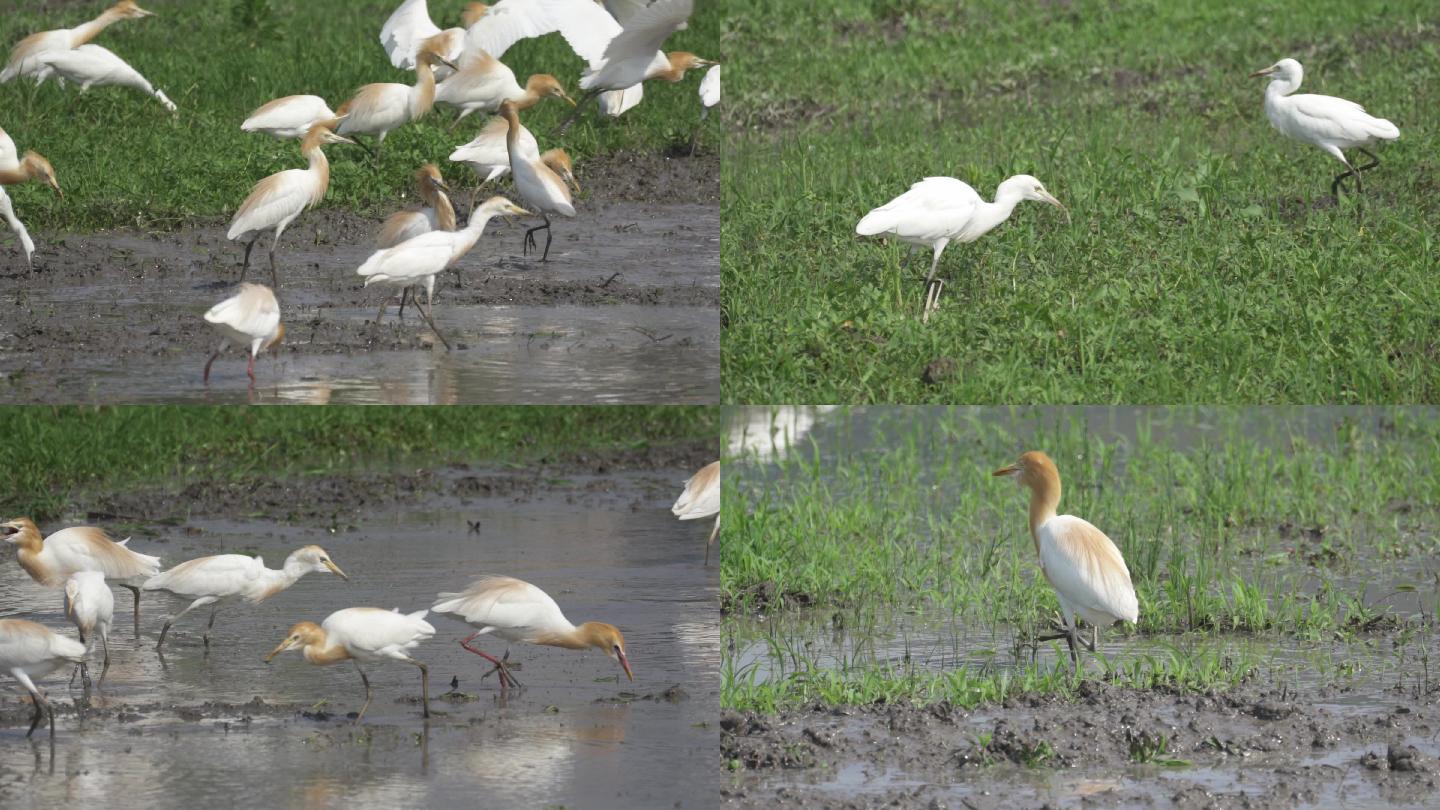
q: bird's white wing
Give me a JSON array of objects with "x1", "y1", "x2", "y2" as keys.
[
  {"x1": 1036, "y1": 515, "x2": 1138, "y2": 624},
  {"x1": 602, "y1": 0, "x2": 690, "y2": 64},
  {"x1": 0, "y1": 127, "x2": 18, "y2": 172},
  {"x1": 204, "y1": 284, "x2": 280, "y2": 337},
  {"x1": 673, "y1": 461, "x2": 719, "y2": 519},
  {"x1": 326, "y1": 607, "x2": 436, "y2": 654},
  {"x1": 604, "y1": 0, "x2": 652, "y2": 24},
  {"x1": 39, "y1": 45, "x2": 146, "y2": 89},
  {"x1": 0, "y1": 621, "x2": 84, "y2": 666},
  {"x1": 1287, "y1": 92, "x2": 1400, "y2": 142},
  {"x1": 380, "y1": 0, "x2": 443, "y2": 69},
  {"x1": 242, "y1": 95, "x2": 334, "y2": 133},
  {"x1": 229, "y1": 169, "x2": 315, "y2": 239},
  {"x1": 698, "y1": 64, "x2": 720, "y2": 107},
  {"x1": 46, "y1": 527, "x2": 160, "y2": 581},
  {"x1": 356, "y1": 231, "x2": 458, "y2": 282},
  {"x1": 463, "y1": 0, "x2": 564, "y2": 61},
  {"x1": 855, "y1": 177, "x2": 980, "y2": 241},
  {"x1": 536, "y1": 0, "x2": 624, "y2": 68},
  {"x1": 432, "y1": 575, "x2": 570, "y2": 633},
  {"x1": 142, "y1": 554, "x2": 264, "y2": 598}
]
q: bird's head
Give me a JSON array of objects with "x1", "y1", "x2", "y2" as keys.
[
  {"x1": 477, "y1": 195, "x2": 533, "y2": 220},
  {"x1": 418, "y1": 163, "x2": 450, "y2": 194},
  {"x1": 22, "y1": 152, "x2": 61, "y2": 197},
  {"x1": 0, "y1": 518, "x2": 39, "y2": 545},
  {"x1": 992, "y1": 451, "x2": 1060, "y2": 491},
  {"x1": 1001, "y1": 175, "x2": 1066, "y2": 217},
  {"x1": 665, "y1": 52, "x2": 716, "y2": 80},
  {"x1": 111, "y1": 0, "x2": 155, "y2": 19},
  {"x1": 1250, "y1": 58, "x2": 1301, "y2": 83},
  {"x1": 290, "y1": 545, "x2": 348, "y2": 580},
  {"x1": 579, "y1": 622, "x2": 633, "y2": 682},
  {"x1": 419, "y1": 47, "x2": 458, "y2": 73},
  {"x1": 540, "y1": 149, "x2": 580, "y2": 194},
  {"x1": 265, "y1": 621, "x2": 324, "y2": 662},
  {"x1": 303, "y1": 123, "x2": 355, "y2": 150},
  {"x1": 524, "y1": 74, "x2": 576, "y2": 107}
]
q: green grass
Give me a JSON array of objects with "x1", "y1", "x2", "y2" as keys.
[
  {"x1": 0, "y1": 0, "x2": 718, "y2": 231},
  {"x1": 721, "y1": 0, "x2": 1440, "y2": 403},
  {"x1": 0, "y1": 405, "x2": 716, "y2": 520}
]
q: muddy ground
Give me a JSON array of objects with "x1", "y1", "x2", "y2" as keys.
[
  {"x1": 0, "y1": 151, "x2": 718, "y2": 404},
  {"x1": 0, "y1": 441, "x2": 719, "y2": 808}
]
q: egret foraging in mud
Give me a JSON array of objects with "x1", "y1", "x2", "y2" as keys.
[
  {"x1": 0, "y1": 0, "x2": 153, "y2": 85},
  {"x1": 35, "y1": 45, "x2": 177, "y2": 112},
  {"x1": 64, "y1": 571, "x2": 113, "y2": 687},
  {"x1": 1250, "y1": 58, "x2": 1399, "y2": 197},
  {"x1": 673, "y1": 461, "x2": 720, "y2": 564},
  {"x1": 499, "y1": 101, "x2": 578, "y2": 261},
  {"x1": 228, "y1": 123, "x2": 353, "y2": 287},
  {"x1": 265, "y1": 607, "x2": 435, "y2": 723},
  {"x1": 241, "y1": 95, "x2": 343, "y2": 140},
  {"x1": 202, "y1": 283, "x2": 283, "y2": 386},
  {"x1": 145, "y1": 545, "x2": 348, "y2": 652},
  {"x1": 856, "y1": 175, "x2": 1066, "y2": 323},
  {"x1": 1, "y1": 518, "x2": 160, "y2": 632},
  {"x1": 0, "y1": 126, "x2": 62, "y2": 269},
  {"x1": 0, "y1": 620, "x2": 86, "y2": 738},
  {"x1": 336, "y1": 46, "x2": 455, "y2": 151},
  {"x1": 992, "y1": 451, "x2": 1138, "y2": 671},
  {"x1": 432, "y1": 575, "x2": 633, "y2": 691}
]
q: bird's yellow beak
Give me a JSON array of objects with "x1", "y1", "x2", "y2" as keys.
[
  {"x1": 323, "y1": 559, "x2": 349, "y2": 580},
  {"x1": 134, "y1": 5, "x2": 156, "y2": 16},
  {"x1": 510, "y1": 204, "x2": 534, "y2": 217},
  {"x1": 1249, "y1": 66, "x2": 1276, "y2": 78},
  {"x1": 433, "y1": 178, "x2": 451, "y2": 193},
  {"x1": 564, "y1": 172, "x2": 581, "y2": 195},
  {"x1": 617, "y1": 650, "x2": 634, "y2": 681},
  {"x1": 264, "y1": 641, "x2": 288, "y2": 663},
  {"x1": 49, "y1": 179, "x2": 62, "y2": 198},
  {"x1": 437, "y1": 56, "x2": 458, "y2": 71},
  {"x1": 558, "y1": 90, "x2": 577, "y2": 107},
  {"x1": 1040, "y1": 191, "x2": 1066, "y2": 214},
  {"x1": 992, "y1": 464, "x2": 1019, "y2": 477}
]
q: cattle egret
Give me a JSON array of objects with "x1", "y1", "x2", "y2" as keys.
[
  {"x1": 241, "y1": 95, "x2": 342, "y2": 140},
  {"x1": 378, "y1": 164, "x2": 457, "y2": 312},
  {"x1": 432, "y1": 575, "x2": 633, "y2": 691},
  {"x1": 145, "y1": 545, "x2": 348, "y2": 652},
  {"x1": 673, "y1": 461, "x2": 720, "y2": 564},
  {"x1": 202, "y1": 283, "x2": 284, "y2": 386},
  {"x1": 0, "y1": 620, "x2": 86, "y2": 738},
  {"x1": 1, "y1": 518, "x2": 160, "y2": 631},
  {"x1": 265, "y1": 607, "x2": 435, "y2": 723},
  {"x1": 992, "y1": 451, "x2": 1138, "y2": 670},
  {"x1": 379, "y1": 0, "x2": 490, "y2": 75},
  {"x1": 337, "y1": 47, "x2": 456, "y2": 150},
  {"x1": 449, "y1": 114, "x2": 538, "y2": 187},
  {"x1": 64, "y1": 571, "x2": 113, "y2": 687},
  {"x1": 0, "y1": 126, "x2": 61, "y2": 269},
  {"x1": 1250, "y1": 58, "x2": 1399, "y2": 197},
  {"x1": 35, "y1": 45, "x2": 176, "y2": 112},
  {"x1": 1, "y1": 0, "x2": 153, "y2": 85},
  {"x1": 228, "y1": 123, "x2": 353, "y2": 287},
  {"x1": 358, "y1": 195, "x2": 532, "y2": 348},
  {"x1": 436, "y1": 52, "x2": 573, "y2": 125},
  {"x1": 856, "y1": 175, "x2": 1066, "y2": 323},
  {"x1": 499, "y1": 101, "x2": 576, "y2": 261}
]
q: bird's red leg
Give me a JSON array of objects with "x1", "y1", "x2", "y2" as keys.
[{"x1": 459, "y1": 633, "x2": 521, "y2": 689}]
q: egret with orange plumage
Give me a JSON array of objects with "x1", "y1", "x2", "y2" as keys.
[
  {"x1": 0, "y1": 620, "x2": 86, "y2": 738},
  {"x1": 2, "y1": 518, "x2": 160, "y2": 631},
  {"x1": 673, "y1": 461, "x2": 720, "y2": 564}
]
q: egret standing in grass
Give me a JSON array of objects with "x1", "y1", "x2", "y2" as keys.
[
  {"x1": 64, "y1": 571, "x2": 113, "y2": 687},
  {"x1": 0, "y1": 620, "x2": 86, "y2": 738},
  {"x1": 0, "y1": 0, "x2": 153, "y2": 85},
  {"x1": 856, "y1": 175, "x2": 1066, "y2": 323},
  {"x1": 499, "y1": 101, "x2": 576, "y2": 261},
  {"x1": 2, "y1": 518, "x2": 160, "y2": 632},
  {"x1": 228, "y1": 123, "x2": 353, "y2": 287},
  {"x1": 36, "y1": 45, "x2": 176, "y2": 112},
  {"x1": 241, "y1": 95, "x2": 343, "y2": 140},
  {"x1": 336, "y1": 46, "x2": 455, "y2": 151},
  {"x1": 202, "y1": 283, "x2": 283, "y2": 386},
  {"x1": 1250, "y1": 58, "x2": 1399, "y2": 197},
  {"x1": 265, "y1": 607, "x2": 435, "y2": 723},
  {"x1": 0, "y1": 126, "x2": 61, "y2": 269},
  {"x1": 673, "y1": 461, "x2": 720, "y2": 564},
  {"x1": 432, "y1": 575, "x2": 633, "y2": 691},
  {"x1": 145, "y1": 545, "x2": 348, "y2": 652},
  {"x1": 992, "y1": 451, "x2": 1138, "y2": 671}
]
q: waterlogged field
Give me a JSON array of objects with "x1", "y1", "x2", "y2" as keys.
[
  {"x1": 721, "y1": 0, "x2": 1440, "y2": 404},
  {"x1": 720, "y1": 406, "x2": 1440, "y2": 807}
]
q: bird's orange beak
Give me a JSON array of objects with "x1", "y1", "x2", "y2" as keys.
[
  {"x1": 617, "y1": 650, "x2": 634, "y2": 681},
  {"x1": 1249, "y1": 66, "x2": 1276, "y2": 78},
  {"x1": 992, "y1": 464, "x2": 1019, "y2": 477},
  {"x1": 323, "y1": 559, "x2": 348, "y2": 580},
  {"x1": 263, "y1": 642, "x2": 287, "y2": 663}
]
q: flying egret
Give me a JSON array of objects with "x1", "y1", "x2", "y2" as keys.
[
  {"x1": 1250, "y1": 58, "x2": 1399, "y2": 197},
  {"x1": 378, "y1": 164, "x2": 457, "y2": 311},
  {"x1": 435, "y1": 52, "x2": 574, "y2": 126},
  {"x1": 265, "y1": 607, "x2": 435, "y2": 723},
  {"x1": 856, "y1": 175, "x2": 1066, "y2": 323},
  {"x1": 689, "y1": 63, "x2": 719, "y2": 155},
  {"x1": 432, "y1": 575, "x2": 633, "y2": 691},
  {"x1": 673, "y1": 461, "x2": 720, "y2": 564},
  {"x1": 144, "y1": 545, "x2": 348, "y2": 652},
  {"x1": 0, "y1": 126, "x2": 61, "y2": 269},
  {"x1": 64, "y1": 571, "x2": 113, "y2": 687},
  {"x1": 227, "y1": 123, "x2": 353, "y2": 287},
  {"x1": 1, "y1": 0, "x2": 153, "y2": 85},
  {"x1": 1, "y1": 518, "x2": 160, "y2": 632},
  {"x1": 35, "y1": 44, "x2": 176, "y2": 112},
  {"x1": 992, "y1": 451, "x2": 1138, "y2": 671},
  {"x1": 357, "y1": 195, "x2": 532, "y2": 348},
  {"x1": 242, "y1": 95, "x2": 343, "y2": 140},
  {"x1": 379, "y1": 0, "x2": 490, "y2": 75},
  {"x1": 336, "y1": 46, "x2": 456, "y2": 151},
  {"x1": 0, "y1": 620, "x2": 86, "y2": 738},
  {"x1": 499, "y1": 101, "x2": 576, "y2": 261},
  {"x1": 202, "y1": 282, "x2": 284, "y2": 386}
]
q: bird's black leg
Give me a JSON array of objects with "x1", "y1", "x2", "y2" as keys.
[
  {"x1": 1065, "y1": 629, "x2": 1080, "y2": 673},
  {"x1": 1355, "y1": 148, "x2": 1382, "y2": 175},
  {"x1": 541, "y1": 215, "x2": 554, "y2": 262},
  {"x1": 240, "y1": 239, "x2": 257, "y2": 282},
  {"x1": 122, "y1": 584, "x2": 141, "y2": 637},
  {"x1": 524, "y1": 216, "x2": 552, "y2": 261}
]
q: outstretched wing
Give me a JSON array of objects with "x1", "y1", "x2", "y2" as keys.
[
  {"x1": 380, "y1": 0, "x2": 443, "y2": 69},
  {"x1": 463, "y1": 0, "x2": 566, "y2": 61},
  {"x1": 602, "y1": 0, "x2": 690, "y2": 64}
]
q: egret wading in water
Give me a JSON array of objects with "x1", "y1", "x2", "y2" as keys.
[
  {"x1": 1250, "y1": 58, "x2": 1399, "y2": 198},
  {"x1": 2, "y1": 518, "x2": 160, "y2": 635},
  {"x1": 202, "y1": 283, "x2": 283, "y2": 386},
  {"x1": 1, "y1": 0, "x2": 154, "y2": 85},
  {"x1": 432, "y1": 575, "x2": 633, "y2": 691},
  {"x1": 672, "y1": 461, "x2": 720, "y2": 564},
  {"x1": 377, "y1": 163, "x2": 458, "y2": 304},
  {"x1": 145, "y1": 545, "x2": 348, "y2": 652},
  {"x1": 0, "y1": 126, "x2": 61, "y2": 269},
  {"x1": 856, "y1": 175, "x2": 1066, "y2": 323},
  {"x1": 992, "y1": 451, "x2": 1138, "y2": 671},
  {"x1": 265, "y1": 607, "x2": 435, "y2": 723},
  {"x1": 499, "y1": 101, "x2": 577, "y2": 261},
  {"x1": 64, "y1": 571, "x2": 113, "y2": 688},
  {"x1": 0, "y1": 620, "x2": 86, "y2": 738}
]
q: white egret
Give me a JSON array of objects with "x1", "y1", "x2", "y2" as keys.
[
  {"x1": 449, "y1": 113, "x2": 538, "y2": 186},
  {"x1": 241, "y1": 95, "x2": 342, "y2": 140},
  {"x1": 500, "y1": 101, "x2": 577, "y2": 261},
  {"x1": 435, "y1": 52, "x2": 573, "y2": 125},
  {"x1": 1, "y1": 0, "x2": 153, "y2": 85},
  {"x1": 432, "y1": 575, "x2": 633, "y2": 691},
  {"x1": 1, "y1": 518, "x2": 160, "y2": 630},
  {"x1": 202, "y1": 282, "x2": 284, "y2": 386},
  {"x1": 265, "y1": 607, "x2": 435, "y2": 723},
  {"x1": 379, "y1": 0, "x2": 490, "y2": 75},
  {"x1": 0, "y1": 619, "x2": 86, "y2": 738},
  {"x1": 673, "y1": 460, "x2": 720, "y2": 564},
  {"x1": 1250, "y1": 58, "x2": 1399, "y2": 197},
  {"x1": 856, "y1": 175, "x2": 1066, "y2": 323},
  {"x1": 357, "y1": 195, "x2": 532, "y2": 348},
  {"x1": 378, "y1": 164, "x2": 457, "y2": 312},
  {"x1": 35, "y1": 44, "x2": 176, "y2": 112},
  {"x1": 336, "y1": 47, "x2": 455, "y2": 150},
  {"x1": 0, "y1": 126, "x2": 61, "y2": 269},
  {"x1": 993, "y1": 451, "x2": 1138, "y2": 670},
  {"x1": 144, "y1": 545, "x2": 348, "y2": 652},
  {"x1": 64, "y1": 571, "x2": 113, "y2": 687},
  {"x1": 227, "y1": 123, "x2": 353, "y2": 287}
]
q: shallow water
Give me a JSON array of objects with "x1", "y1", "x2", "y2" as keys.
[{"x1": 0, "y1": 470, "x2": 719, "y2": 808}]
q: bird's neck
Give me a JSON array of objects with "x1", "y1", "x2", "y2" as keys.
[
  {"x1": 432, "y1": 191, "x2": 457, "y2": 231},
  {"x1": 0, "y1": 165, "x2": 35, "y2": 186},
  {"x1": 512, "y1": 90, "x2": 543, "y2": 112},
  {"x1": 1265, "y1": 77, "x2": 1300, "y2": 100},
  {"x1": 503, "y1": 114, "x2": 520, "y2": 151},
  {"x1": 71, "y1": 9, "x2": 123, "y2": 47},
  {"x1": 532, "y1": 621, "x2": 588, "y2": 650},
  {"x1": 412, "y1": 63, "x2": 438, "y2": 119},
  {"x1": 1026, "y1": 478, "x2": 1061, "y2": 554},
  {"x1": 302, "y1": 636, "x2": 351, "y2": 666},
  {"x1": 304, "y1": 145, "x2": 331, "y2": 206},
  {"x1": 16, "y1": 535, "x2": 53, "y2": 585},
  {"x1": 974, "y1": 190, "x2": 1023, "y2": 236}
]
